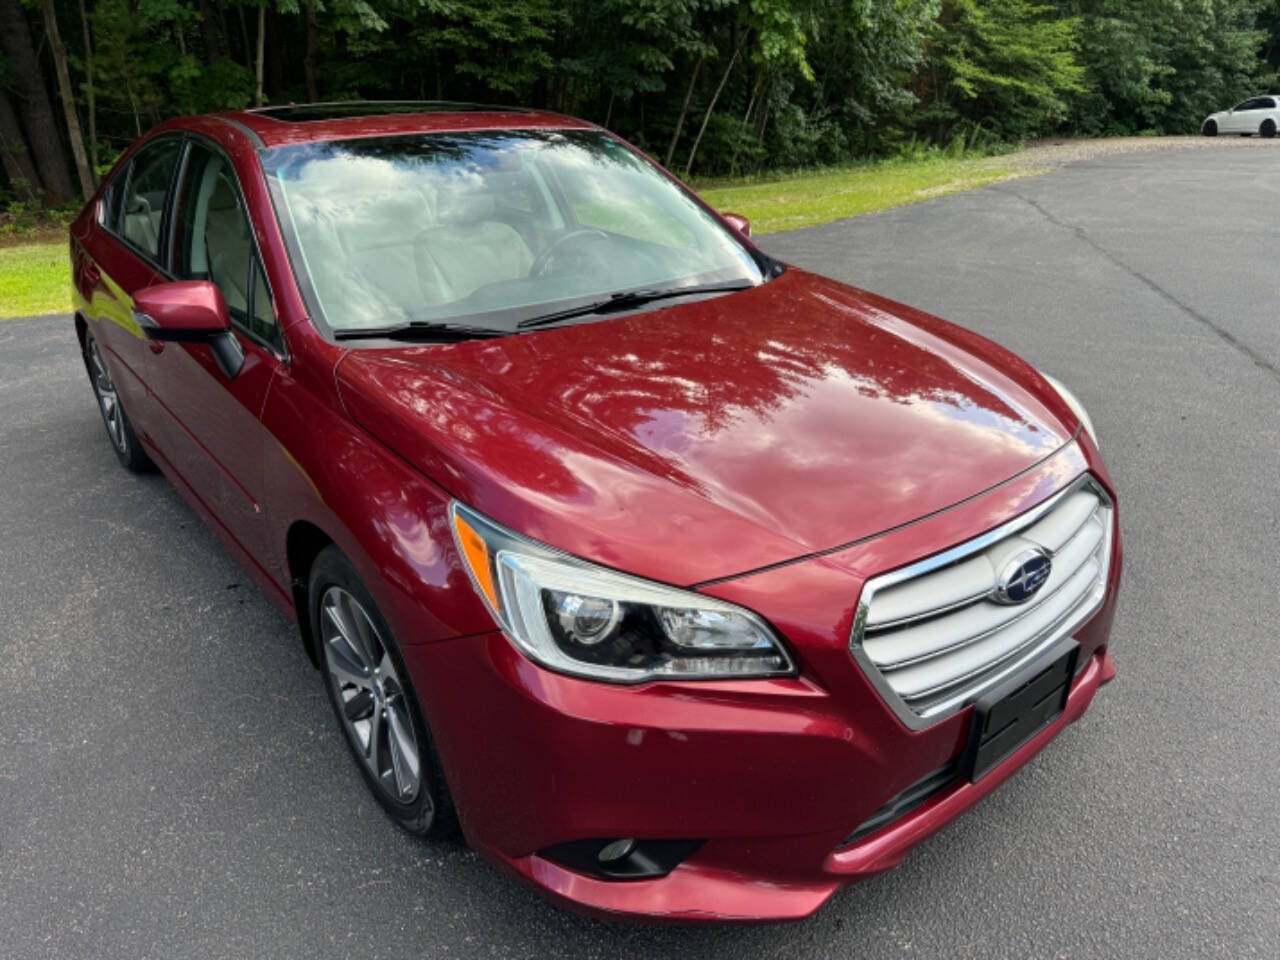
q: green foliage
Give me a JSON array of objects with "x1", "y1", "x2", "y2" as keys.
[
  {"x1": 6, "y1": 0, "x2": 1280, "y2": 203},
  {"x1": 1060, "y1": 0, "x2": 1270, "y2": 134},
  {"x1": 915, "y1": 0, "x2": 1085, "y2": 141},
  {"x1": 420, "y1": 0, "x2": 564, "y2": 96}
]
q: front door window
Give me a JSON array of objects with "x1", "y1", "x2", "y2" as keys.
[{"x1": 173, "y1": 144, "x2": 280, "y2": 351}]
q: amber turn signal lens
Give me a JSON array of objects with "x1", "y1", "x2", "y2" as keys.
[{"x1": 452, "y1": 510, "x2": 499, "y2": 610}]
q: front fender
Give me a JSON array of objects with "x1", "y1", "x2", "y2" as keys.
[{"x1": 260, "y1": 358, "x2": 494, "y2": 650}]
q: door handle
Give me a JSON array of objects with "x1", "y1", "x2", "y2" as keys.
[{"x1": 133, "y1": 309, "x2": 164, "y2": 353}]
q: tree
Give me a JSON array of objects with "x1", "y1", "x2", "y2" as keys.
[
  {"x1": 43, "y1": 0, "x2": 95, "y2": 197},
  {"x1": 195, "y1": 0, "x2": 227, "y2": 64},
  {"x1": 685, "y1": 0, "x2": 815, "y2": 173},
  {"x1": 7, "y1": 0, "x2": 1280, "y2": 208},
  {"x1": 0, "y1": 87, "x2": 43, "y2": 202},
  {"x1": 1056, "y1": 0, "x2": 1267, "y2": 135},
  {"x1": 77, "y1": 0, "x2": 98, "y2": 175},
  {"x1": 0, "y1": 0, "x2": 75, "y2": 205},
  {"x1": 915, "y1": 0, "x2": 1085, "y2": 142}
]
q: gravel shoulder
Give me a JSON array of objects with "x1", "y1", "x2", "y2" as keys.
[{"x1": 1001, "y1": 133, "x2": 1277, "y2": 169}]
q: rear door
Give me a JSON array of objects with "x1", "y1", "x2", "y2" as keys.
[
  {"x1": 143, "y1": 137, "x2": 286, "y2": 564},
  {"x1": 75, "y1": 136, "x2": 184, "y2": 438}
]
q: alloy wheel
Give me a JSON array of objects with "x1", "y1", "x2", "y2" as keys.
[
  {"x1": 320, "y1": 585, "x2": 424, "y2": 805},
  {"x1": 89, "y1": 339, "x2": 127, "y2": 454}
]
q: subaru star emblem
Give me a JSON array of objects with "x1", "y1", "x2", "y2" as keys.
[{"x1": 993, "y1": 548, "x2": 1053, "y2": 605}]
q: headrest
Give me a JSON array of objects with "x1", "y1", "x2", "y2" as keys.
[
  {"x1": 347, "y1": 191, "x2": 431, "y2": 238},
  {"x1": 205, "y1": 175, "x2": 248, "y2": 239},
  {"x1": 208, "y1": 175, "x2": 239, "y2": 212},
  {"x1": 435, "y1": 192, "x2": 495, "y2": 225}
]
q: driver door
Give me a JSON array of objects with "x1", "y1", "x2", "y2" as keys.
[{"x1": 143, "y1": 138, "x2": 285, "y2": 568}]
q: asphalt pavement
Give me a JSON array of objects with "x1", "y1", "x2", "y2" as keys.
[{"x1": 3, "y1": 146, "x2": 1278, "y2": 958}]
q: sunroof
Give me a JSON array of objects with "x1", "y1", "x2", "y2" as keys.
[{"x1": 247, "y1": 101, "x2": 532, "y2": 123}]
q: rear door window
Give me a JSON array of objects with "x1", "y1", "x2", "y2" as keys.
[
  {"x1": 119, "y1": 139, "x2": 182, "y2": 261},
  {"x1": 99, "y1": 170, "x2": 127, "y2": 233}
]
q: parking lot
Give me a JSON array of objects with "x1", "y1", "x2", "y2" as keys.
[{"x1": 3, "y1": 146, "x2": 1278, "y2": 958}]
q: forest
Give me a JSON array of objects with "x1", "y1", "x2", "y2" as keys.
[{"x1": 3, "y1": 0, "x2": 1280, "y2": 210}]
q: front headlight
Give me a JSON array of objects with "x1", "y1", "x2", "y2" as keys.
[
  {"x1": 1039, "y1": 371, "x2": 1099, "y2": 449},
  {"x1": 449, "y1": 502, "x2": 796, "y2": 683}
]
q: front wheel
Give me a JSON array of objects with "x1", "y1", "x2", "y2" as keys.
[
  {"x1": 1261, "y1": 119, "x2": 1276, "y2": 139},
  {"x1": 310, "y1": 546, "x2": 455, "y2": 836},
  {"x1": 84, "y1": 331, "x2": 152, "y2": 472},
  {"x1": 1203, "y1": 119, "x2": 1218, "y2": 137}
]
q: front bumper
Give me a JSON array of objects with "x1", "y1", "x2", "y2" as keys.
[
  {"x1": 525, "y1": 648, "x2": 1114, "y2": 922},
  {"x1": 402, "y1": 454, "x2": 1122, "y2": 922}
]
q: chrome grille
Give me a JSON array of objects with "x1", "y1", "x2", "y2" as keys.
[{"x1": 850, "y1": 477, "x2": 1114, "y2": 730}]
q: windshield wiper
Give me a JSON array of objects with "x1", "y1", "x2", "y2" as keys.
[
  {"x1": 333, "y1": 322, "x2": 507, "y2": 343},
  {"x1": 515, "y1": 280, "x2": 757, "y2": 330}
]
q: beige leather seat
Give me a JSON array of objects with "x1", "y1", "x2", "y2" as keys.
[
  {"x1": 339, "y1": 191, "x2": 435, "y2": 314},
  {"x1": 204, "y1": 176, "x2": 252, "y2": 315},
  {"x1": 414, "y1": 194, "x2": 533, "y2": 305},
  {"x1": 123, "y1": 196, "x2": 161, "y2": 254}
]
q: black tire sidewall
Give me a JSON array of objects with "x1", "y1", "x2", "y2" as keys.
[
  {"x1": 1204, "y1": 120, "x2": 1218, "y2": 136},
  {"x1": 308, "y1": 545, "x2": 451, "y2": 835},
  {"x1": 1263, "y1": 120, "x2": 1276, "y2": 138}
]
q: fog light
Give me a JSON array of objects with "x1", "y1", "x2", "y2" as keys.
[
  {"x1": 540, "y1": 837, "x2": 704, "y2": 880},
  {"x1": 597, "y1": 838, "x2": 637, "y2": 864}
]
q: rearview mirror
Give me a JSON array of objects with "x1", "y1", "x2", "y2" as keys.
[
  {"x1": 134, "y1": 281, "x2": 243, "y2": 378},
  {"x1": 721, "y1": 211, "x2": 751, "y2": 238}
]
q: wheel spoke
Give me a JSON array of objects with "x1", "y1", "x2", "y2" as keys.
[
  {"x1": 341, "y1": 592, "x2": 382, "y2": 668},
  {"x1": 326, "y1": 644, "x2": 370, "y2": 690},
  {"x1": 366, "y1": 699, "x2": 383, "y2": 765},
  {"x1": 386, "y1": 700, "x2": 420, "y2": 797},
  {"x1": 323, "y1": 598, "x2": 371, "y2": 674},
  {"x1": 343, "y1": 689, "x2": 375, "y2": 722},
  {"x1": 109, "y1": 408, "x2": 124, "y2": 449}
]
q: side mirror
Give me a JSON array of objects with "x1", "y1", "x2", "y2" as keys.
[
  {"x1": 134, "y1": 280, "x2": 243, "y2": 377},
  {"x1": 721, "y1": 211, "x2": 751, "y2": 238}
]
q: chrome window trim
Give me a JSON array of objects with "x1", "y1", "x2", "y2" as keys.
[{"x1": 849, "y1": 474, "x2": 1114, "y2": 731}]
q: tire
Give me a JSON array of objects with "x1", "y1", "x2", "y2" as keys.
[
  {"x1": 1203, "y1": 119, "x2": 1217, "y2": 137},
  {"x1": 309, "y1": 545, "x2": 457, "y2": 837},
  {"x1": 1262, "y1": 119, "x2": 1276, "y2": 139},
  {"x1": 84, "y1": 331, "x2": 153, "y2": 472}
]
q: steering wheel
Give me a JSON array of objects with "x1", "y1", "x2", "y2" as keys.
[{"x1": 528, "y1": 228, "x2": 609, "y2": 277}]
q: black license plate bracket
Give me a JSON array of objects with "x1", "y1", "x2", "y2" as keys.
[{"x1": 962, "y1": 639, "x2": 1079, "y2": 782}]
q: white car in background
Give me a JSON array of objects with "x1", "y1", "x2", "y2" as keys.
[{"x1": 1202, "y1": 96, "x2": 1280, "y2": 137}]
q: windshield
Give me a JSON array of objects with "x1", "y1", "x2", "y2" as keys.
[{"x1": 261, "y1": 129, "x2": 765, "y2": 333}]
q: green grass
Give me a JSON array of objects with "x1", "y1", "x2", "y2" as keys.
[
  {"x1": 0, "y1": 240, "x2": 70, "y2": 319},
  {"x1": 697, "y1": 154, "x2": 1036, "y2": 235}
]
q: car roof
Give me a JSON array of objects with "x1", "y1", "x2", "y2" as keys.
[{"x1": 215, "y1": 100, "x2": 596, "y2": 149}]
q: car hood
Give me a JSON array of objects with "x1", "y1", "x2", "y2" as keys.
[{"x1": 335, "y1": 269, "x2": 1076, "y2": 585}]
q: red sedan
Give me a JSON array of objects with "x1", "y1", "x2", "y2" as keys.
[{"x1": 69, "y1": 101, "x2": 1121, "y2": 922}]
